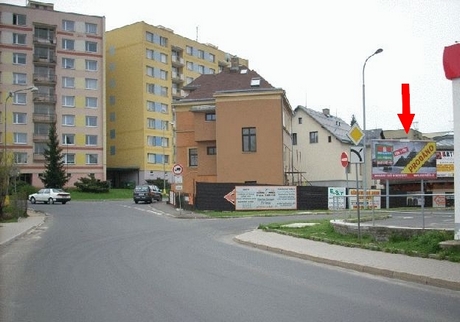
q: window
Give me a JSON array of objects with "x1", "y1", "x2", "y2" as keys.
[
  {"x1": 160, "y1": 70, "x2": 167, "y2": 80},
  {"x1": 13, "y1": 14, "x2": 26, "y2": 26},
  {"x1": 85, "y1": 23, "x2": 97, "y2": 34},
  {"x1": 85, "y1": 135, "x2": 97, "y2": 146},
  {"x1": 207, "y1": 146, "x2": 216, "y2": 155},
  {"x1": 186, "y1": 46, "x2": 193, "y2": 55},
  {"x1": 147, "y1": 136, "x2": 162, "y2": 147},
  {"x1": 309, "y1": 131, "x2": 318, "y2": 144},
  {"x1": 62, "y1": 39, "x2": 75, "y2": 50},
  {"x1": 62, "y1": 57, "x2": 75, "y2": 69},
  {"x1": 205, "y1": 113, "x2": 216, "y2": 121},
  {"x1": 86, "y1": 116, "x2": 97, "y2": 127},
  {"x1": 62, "y1": 96, "x2": 75, "y2": 107},
  {"x1": 198, "y1": 65, "x2": 204, "y2": 74},
  {"x1": 13, "y1": 73, "x2": 27, "y2": 85},
  {"x1": 85, "y1": 78, "x2": 98, "y2": 90},
  {"x1": 109, "y1": 129, "x2": 115, "y2": 139},
  {"x1": 62, "y1": 20, "x2": 75, "y2": 31},
  {"x1": 34, "y1": 143, "x2": 46, "y2": 155},
  {"x1": 147, "y1": 118, "x2": 156, "y2": 129},
  {"x1": 146, "y1": 49, "x2": 154, "y2": 60},
  {"x1": 62, "y1": 115, "x2": 75, "y2": 126},
  {"x1": 13, "y1": 53, "x2": 26, "y2": 65},
  {"x1": 14, "y1": 152, "x2": 28, "y2": 164},
  {"x1": 86, "y1": 154, "x2": 98, "y2": 164},
  {"x1": 328, "y1": 135, "x2": 332, "y2": 143},
  {"x1": 64, "y1": 154, "x2": 75, "y2": 164},
  {"x1": 62, "y1": 134, "x2": 74, "y2": 145},
  {"x1": 298, "y1": 117, "x2": 302, "y2": 124},
  {"x1": 159, "y1": 36, "x2": 167, "y2": 47},
  {"x1": 13, "y1": 33, "x2": 26, "y2": 45},
  {"x1": 188, "y1": 148, "x2": 198, "y2": 166},
  {"x1": 147, "y1": 83, "x2": 155, "y2": 94},
  {"x1": 146, "y1": 66, "x2": 154, "y2": 77},
  {"x1": 209, "y1": 68, "x2": 215, "y2": 74},
  {"x1": 208, "y1": 53, "x2": 215, "y2": 63},
  {"x1": 13, "y1": 93, "x2": 27, "y2": 104},
  {"x1": 86, "y1": 97, "x2": 98, "y2": 108},
  {"x1": 186, "y1": 61, "x2": 193, "y2": 71},
  {"x1": 160, "y1": 87, "x2": 168, "y2": 97},
  {"x1": 86, "y1": 41, "x2": 97, "y2": 52},
  {"x1": 62, "y1": 77, "x2": 75, "y2": 88},
  {"x1": 242, "y1": 127, "x2": 257, "y2": 152},
  {"x1": 292, "y1": 133, "x2": 297, "y2": 145},
  {"x1": 14, "y1": 133, "x2": 27, "y2": 144},
  {"x1": 85, "y1": 60, "x2": 98, "y2": 71},
  {"x1": 13, "y1": 113, "x2": 27, "y2": 124},
  {"x1": 198, "y1": 49, "x2": 204, "y2": 59},
  {"x1": 146, "y1": 32, "x2": 154, "y2": 43},
  {"x1": 110, "y1": 146, "x2": 115, "y2": 155},
  {"x1": 160, "y1": 53, "x2": 167, "y2": 63}
]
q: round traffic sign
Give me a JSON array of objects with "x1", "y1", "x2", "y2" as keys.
[
  {"x1": 341, "y1": 152, "x2": 349, "y2": 168},
  {"x1": 172, "y1": 163, "x2": 183, "y2": 175}
]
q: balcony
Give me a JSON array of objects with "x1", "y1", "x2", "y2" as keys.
[
  {"x1": 171, "y1": 56, "x2": 185, "y2": 67},
  {"x1": 33, "y1": 93, "x2": 57, "y2": 104},
  {"x1": 33, "y1": 74, "x2": 57, "y2": 84},
  {"x1": 33, "y1": 153, "x2": 45, "y2": 161},
  {"x1": 33, "y1": 36, "x2": 56, "y2": 46},
  {"x1": 32, "y1": 113, "x2": 56, "y2": 123},
  {"x1": 33, "y1": 134, "x2": 49, "y2": 142},
  {"x1": 171, "y1": 73, "x2": 184, "y2": 84},
  {"x1": 33, "y1": 53, "x2": 57, "y2": 64}
]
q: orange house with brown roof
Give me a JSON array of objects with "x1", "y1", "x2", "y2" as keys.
[{"x1": 172, "y1": 61, "x2": 293, "y2": 204}]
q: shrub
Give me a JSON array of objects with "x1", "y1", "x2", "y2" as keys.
[{"x1": 74, "y1": 174, "x2": 110, "y2": 193}]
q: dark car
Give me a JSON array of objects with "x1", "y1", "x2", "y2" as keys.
[
  {"x1": 133, "y1": 185, "x2": 161, "y2": 204},
  {"x1": 148, "y1": 185, "x2": 162, "y2": 202}
]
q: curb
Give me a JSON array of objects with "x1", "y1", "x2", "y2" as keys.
[
  {"x1": 0, "y1": 214, "x2": 47, "y2": 247},
  {"x1": 233, "y1": 236, "x2": 460, "y2": 292}
]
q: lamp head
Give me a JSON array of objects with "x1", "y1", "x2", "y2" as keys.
[{"x1": 375, "y1": 48, "x2": 383, "y2": 54}]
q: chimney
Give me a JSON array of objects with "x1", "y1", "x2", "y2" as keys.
[
  {"x1": 230, "y1": 56, "x2": 239, "y2": 71},
  {"x1": 322, "y1": 108, "x2": 330, "y2": 116}
]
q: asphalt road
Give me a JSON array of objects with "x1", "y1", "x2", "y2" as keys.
[{"x1": 1, "y1": 201, "x2": 459, "y2": 322}]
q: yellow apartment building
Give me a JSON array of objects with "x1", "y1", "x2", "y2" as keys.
[
  {"x1": 172, "y1": 60, "x2": 293, "y2": 204},
  {"x1": 0, "y1": 1, "x2": 106, "y2": 187},
  {"x1": 105, "y1": 21, "x2": 248, "y2": 188}
]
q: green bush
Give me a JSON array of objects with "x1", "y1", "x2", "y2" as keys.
[{"x1": 74, "y1": 174, "x2": 110, "y2": 193}]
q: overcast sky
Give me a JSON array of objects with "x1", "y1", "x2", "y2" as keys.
[{"x1": 5, "y1": 0, "x2": 459, "y2": 133}]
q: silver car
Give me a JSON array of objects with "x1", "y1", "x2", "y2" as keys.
[{"x1": 28, "y1": 188, "x2": 71, "y2": 204}]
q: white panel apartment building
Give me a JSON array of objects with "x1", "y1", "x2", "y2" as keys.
[{"x1": 0, "y1": 1, "x2": 105, "y2": 187}]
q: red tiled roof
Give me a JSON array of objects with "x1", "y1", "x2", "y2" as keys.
[{"x1": 183, "y1": 65, "x2": 275, "y2": 100}]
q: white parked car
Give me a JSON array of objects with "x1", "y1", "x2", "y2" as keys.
[{"x1": 28, "y1": 188, "x2": 71, "y2": 205}]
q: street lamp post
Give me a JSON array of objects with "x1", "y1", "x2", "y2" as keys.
[
  {"x1": 162, "y1": 121, "x2": 167, "y2": 195},
  {"x1": 362, "y1": 48, "x2": 383, "y2": 209},
  {"x1": 3, "y1": 86, "x2": 38, "y2": 199}
]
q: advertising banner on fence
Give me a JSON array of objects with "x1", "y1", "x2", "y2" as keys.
[
  {"x1": 348, "y1": 189, "x2": 381, "y2": 209},
  {"x1": 328, "y1": 187, "x2": 346, "y2": 210},
  {"x1": 371, "y1": 140, "x2": 437, "y2": 180},
  {"x1": 436, "y1": 150, "x2": 454, "y2": 177},
  {"x1": 235, "y1": 186, "x2": 297, "y2": 210}
]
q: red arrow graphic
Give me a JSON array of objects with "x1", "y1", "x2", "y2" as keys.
[{"x1": 398, "y1": 83, "x2": 415, "y2": 134}]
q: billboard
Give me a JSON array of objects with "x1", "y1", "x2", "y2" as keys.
[
  {"x1": 235, "y1": 186, "x2": 297, "y2": 210},
  {"x1": 436, "y1": 150, "x2": 454, "y2": 177},
  {"x1": 348, "y1": 189, "x2": 381, "y2": 209},
  {"x1": 371, "y1": 140, "x2": 437, "y2": 180}
]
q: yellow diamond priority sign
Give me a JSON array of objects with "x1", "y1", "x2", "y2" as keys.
[{"x1": 347, "y1": 124, "x2": 364, "y2": 146}]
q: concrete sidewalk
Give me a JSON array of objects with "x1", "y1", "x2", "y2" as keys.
[
  {"x1": 234, "y1": 229, "x2": 460, "y2": 291},
  {"x1": 0, "y1": 210, "x2": 46, "y2": 246}
]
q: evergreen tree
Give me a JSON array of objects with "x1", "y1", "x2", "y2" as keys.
[
  {"x1": 40, "y1": 122, "x2": 69, "y2": 188},
  {"x1": 350, "y1": 114, "x2": 357, "y2": 126}
]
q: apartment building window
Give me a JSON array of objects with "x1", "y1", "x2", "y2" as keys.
[
  {"x1": 13, "y1": 13, "x2": 26, "y2": 26},
  {"x1": 13, "y1": 33, "x2": 26, "y2": 45},
  {"x1": 160, "y1": 70, "x2": 168, "y2": 80},
  {"x1": 189, "y1": 148, "x2": 198, "y2": 166},
  {"x1": 62, "y1": 77, "x2": 75, "y2": 88},
  {"x1": 109, "y1": 112, "x2": 115, "y2": 122},
  {"x1": 242, "y1": 127, "x2": 257, "y2": 152},
  {"x1": 205, "y1": 113, "x2": 216, "y2": 121},
  {"x1": 85, "y1": 41, "x2": 97, "y2": 53},
  {"x1": 147, "y1": 136, "x2": 162, "y2": 147},
  {"x1": 292, "y1": 133, "x2": 297, "y2": 145},
  {"x1": 85, "y1": 78, "x2": 98, "y2": 90},
  {"x1": 13, "y1": 113, "x2": 27, "y2": 124},
  {"x1": 186, "y1": 46, "x2": 193, "y2": 55},
  {"x1": 160, "y1": 87, "x2": 168, "y2": 97},
  {"x1": 147, "y1": 118, "x2": 155, "y2": 129},
  {"x1": 35, "y1": 143, "x2": 46, "y2": 155},
  {"x1": 13, "y1": 53, "x2": 26, "y2": 65},
  {"x1": 146, "y1": 32, "x2": 154, "y2": 43},
  {"x1": 62, "y1": 134, "x2": 75, "y2": 145},
  {"x1": 86, "y1": 116, "x2": 97, "y2": 127},
  {"x1": 85, "y1": 60, "x2": 98, "y2": 71},
  {"x1": 14, "y1": 152, "x2": 28, "y2": 164},
  {"x1": 146, "y1": 66, "x2": 154, "y2": 77},
  {"x1": 64, "y1": 154, "x2": 75, "y2": 164},
  {"x1": 207, "y1": 146, "x2": 216, "y2": 155},
  {"x1": 298, "y1": 117, "x2": 302, "y2": 124},
  {"x1": 62, "y1": 20, "x2": 75, "y2": 31},
  {"x1": 14, "y1": 133, "x2": 27, "y2": 144},
  {"x1": 13, "y1": 93, "x2": 27, "y2": 104},
  {"x1": 86, "y1": 154, "x2": 98, "y2": 164},
  {"x1": 62, "y1": 115, "x2": 75, "y2": 126},
  {"x1": 198, "y1": 65, "x2": 205, "y2": 74},
  {"x1": 208, "y1": 53, "x2": 215, "y2": 63},
  {"x1": 62, "y1": 96, "x2": 75, "y2": 107},
  {"x1": 198, "y1": 49, "x2": 204, "y2": 59},
  {"x1": 159, "y1": 36, "x2": 167, "y2": 47},
  {"x1": 86, "y1": 97, "x2": 98, "y2": 108},
  {"x1": 147, "y1": 153, "x2": 161, "y2": 164},
  {"x1": 146, "y1": 49, "x2": 154, "y2": 60},
  {"x1": 328, "y1": 135, "x2": 332, "y2": 143},
  {"x1": 186, "y1": 62, "x2": 193, "y2": 71},
  {"x1": 209, "y1": 68, "x2": 215, "y2": 74},
  {"x1": 85, "y1": 135, "x2": 97, "y2": 146},
  {"x1": 147, "y1": 83, "x2": 155, "y2": 94},
  {"x1": 309, "y1": 131, "x2": 318, "y2": 144},
  {"x1": 85, "y1": 23, "x2": 97, "y2": 34},
  {"x1": 62, "y1": 39, "x2": 75, "y2": 50},
  {"x1": 160, "y1": 53, "x2": 167, "y2": 63},
  {"x1": 62, "y1": 57, "x2": 75, "y2": 69},
  {"x1": 13, "y1": 73, "x2": 27, "y2": 85}
]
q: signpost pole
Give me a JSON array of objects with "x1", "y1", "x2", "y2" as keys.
[{"x1": 355, "y1": 163, "x2": 361, "y2": 240}]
